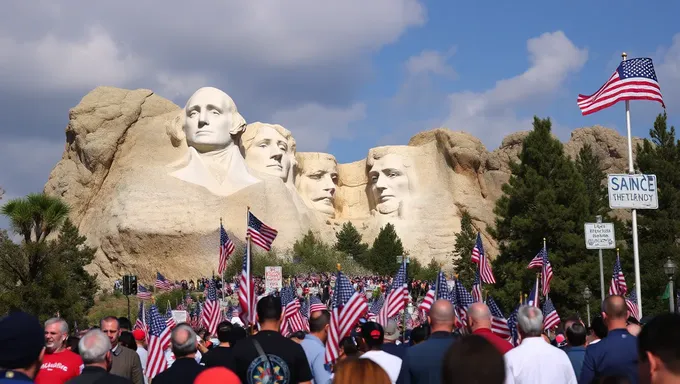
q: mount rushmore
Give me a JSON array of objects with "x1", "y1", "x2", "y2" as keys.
[{"x1": 43, "y1": 86, "x2": 640, "y2": 286}]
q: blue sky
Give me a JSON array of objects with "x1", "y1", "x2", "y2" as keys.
[{"x1": 0, "y1": 1, "x2": 678, "y2": 228}]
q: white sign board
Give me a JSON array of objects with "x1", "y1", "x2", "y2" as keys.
[
  {"x1": 264, "y1": 266, "x2": 283, "y2": 292},
  {"x1": 584, "y1": 222, "x2": 616, "y2": 249},
  {"x1": 607, "y1": 174, "x2": 659, "y2": 209},
  {"x1": 171, "y1": 310, "x2": 188, "y2": 324}
]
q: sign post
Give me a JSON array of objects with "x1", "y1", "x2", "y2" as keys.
[{"x1": 584, "y1": 217, "x2": 616, "y2": 301}]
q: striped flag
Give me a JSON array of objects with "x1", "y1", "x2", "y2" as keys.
[
  {"x1": 542, "y1": 297, "x2": 560, "y2": 330},
  {"x1": 507, "y1": 306, "x2": 520, "y2": 346},
  {"x1": 418, "y1": 288, "x2": 435, "y2": 314},
  {"x1": 201, "y1": 280, "x2": 221, "y2": 335},
  {"x1": 577, "y1": 57, "x2": 664, "y2": 115},
  {"x1": 218, "y1": 223, "x2": 235, "y2": 275},
  {"x1": 324, "y1": 271, "x2": 368, "y2": 364},
  {"x1": 487, "y1": 296, "x2": 511, "y2": 339},
  {"x1": 471, "y1": 232, "x2": 484, "y2": 263},
  {"x1": 309, "y1": 296, "x2": 327, "y2": 314},
  {"x1": 453, "y1": 280, "x2": 475, "y2": 326},
  {"x1": 528, "y1": 247, "x2": 553, "y2": 296},
  {"x1": 136, "y1": 285, "x2": 152, "y2": 300},
  {"x1": 435, "y1": 272, "x2": 451, "y2": 301},
  {"x1": 377, "y1": 260, "x2": 408, "y2": 326},
  {"x1": 134, "y1": 301, "x2": 146, "y2": 331},
  {"x1": 626, "y1": 290, "x2": 640, "y2": 321},
  {"x1": 369, "y1": 295, "x2": 385, "y2": 318},
  {"x1": 471, "y1": 233, "x2": 496, "y2": 284},
  {"x1": 527, "y1": 252, "x2": 543, "y2": 269},
  {"x1": 165, "y1": 305, "x2": 176, "y2": 330},
  {"x1": 281, "y1": 284, "x2": 306, "y2": 334},
  {"x1": 247, "y1": 211, "x2": 278, "y2": 251},
  {"x1": 527, "y1": 280, "x2": 540, "y2": 308},
  {"x1": 237, "y1": 248, "x2": 255, "y2": 325},
  {"x1": 608, "y1": 255, "x2": 628, "y2": 296},
  {"x1": 155, "y1": 272, "x2": 173, "y2": 291},
  {"x1": 471, "y1": 269, "x2": 482, "y2": 303},
  {"x1": 146, "y1": 304, "x2": 171, "y2": 379}
]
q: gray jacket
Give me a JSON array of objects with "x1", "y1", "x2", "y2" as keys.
[{"x1": 110, "y1": 345, "x2": 144, "y2": 384}]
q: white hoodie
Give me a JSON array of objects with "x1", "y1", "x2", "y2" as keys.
[{"x1": 360, "y1": 350, "x2": 402, "y2": 384}]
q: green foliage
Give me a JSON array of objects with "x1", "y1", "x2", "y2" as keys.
[
  {"x1": 453, "y1": 210, "x2": 478, "y2": 288},
  {"x1": 490, "y1": 117, "x2": 592, "y2": 314},
  {"x1": 334, "y1": 222, "x2": 370, "y2": 266},
  {"x1": 576, "y1": 144, "x2": 609, "y2": 217},
  {"x1": 368, "y1": 223, "x2": 405, "y2": 276},
  {"x1": 634, "y1": 112, "x2": 680, "y2": 315},
  {"x1": 1, "y1": 193, "x2": 70, "y2": 244}
]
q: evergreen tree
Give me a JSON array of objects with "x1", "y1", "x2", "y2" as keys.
[
  {"x1": 490, "y1": 117, "x2": 593, "y2": 314},
  {"x1": 334, "y1": 222, "x2": 369, "y2": 265},
  {"x1": 634, "y1": 112, "x2": 680, "y2": 315},
  {"x1": 576, "y1": 144, "x2": 608, "y2": 218},
  {"x1": 453, "y1": 210, "x2": 478, "y2": 288},
  {"x1": 369, "y1": 223, "x2": 405, "y2": 275}
]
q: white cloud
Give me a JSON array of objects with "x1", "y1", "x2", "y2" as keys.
[
  {"x1": 271, "y1": 103, "x2": 367, "y2": 151},
  {"x1": 655, "y1": 33, "x2": 680, "y2": 112},
  {"x1": 405, "y1": 48, "x2": 456, "y2": 78},
  {"x1": 442, "y1": 31, "x2": 588, "y2": 148}
]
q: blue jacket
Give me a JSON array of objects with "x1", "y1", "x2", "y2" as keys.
[
  {"x1": 579, "y1": 329, "x2": 638, "y2": 384},
  {"x1": 406, "y1": 331, "x2": 454, "y2": 384},
  {"x1": 564, "y1": 346, "x2": 587, "y2": 378}
]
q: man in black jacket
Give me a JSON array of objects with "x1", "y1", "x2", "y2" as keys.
[
  {"x1": 152, "y1": 324, "x2": 204, "y2": 384},
  {"x1": 67, "y1": 330, "x2": 130, "y2": 384}
]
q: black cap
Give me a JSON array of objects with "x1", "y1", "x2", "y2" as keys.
[
  {"x1": 0, "y1": 311, "x2": 44, "y2": 369},
  {"x1": 361, "y1": 321, "x2": 384, "y2": 348}
]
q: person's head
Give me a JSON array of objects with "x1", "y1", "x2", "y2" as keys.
[
  {"x1": 410, "y1": 325, "x2": 429, "y2": 345},
  {"x1": 118, "y1": 331, "x2": 137, "y2": 351},
  {"x1": 216, "y1": 321, "x2": 233, "y2": 345},
  {"x1": 230, "y1": 325, "x2": 247, "y2": 346},
  {"x1": 517, "y1": 305, "x2": 544, "y2": 339},
  {"x1": 563, "y1": 315, "x2": 582, "y2": 333},
  {"x1": 603, "y1": 295, "x2": 629, "y2": 329},
  {"x1": 194, "y1": 367, "x2": 242, "y2": 384},
  {"x1": 132, "y1": 329, "x2": 146, "y2": 345},
  {"x1": 442, "y1": 335, "x2": 505, "y2": 384},
  {"x1": 590, "y1": 315, "x2": 608, "y2": 340},
  {"x1": 0, "y1": 311, "x2": 45, "y2": 379},
  {"x1": 638, "y1": 313, "x2": 680, "y2": 384},
  {"x1": 288, "y1": 331, "x2": 306, "y2": 344},
  {"x1": 66, "y1": 336, "x2": 80, "y2": 354},
  {"x1": 468, "y1": 302, "x2": 493, "y2": 332},
  {"x1": 44, "y1": 318, "x2": 69, "y2": 353},
  {"x1": 428, "y1": 299, "x2": 455, "y2": 332},
  {"x1": 100, "y1": 316, "x2": 121, "y2": 348},
  {"x1": 333, "y1": 357, "x2": 390, "y2": 384},
  {"x1": 171, "y1": 324, "x2": 198, "y2": 359},
  {"x1": 361, "y1": 322, "x2": 384, "y2": 350},
  {"x1": 256, "y1": 295, "x2": 283, "y2": 328},
  {"x1": 78, "y1": 330, "x2": 113, "y2": 371},
  {"x1": 117, "y1": 317, "x2": 132, "y2": 332},
  {"x1": 309, "y1": 310, "x2": 331, "y2": 342},
  {"x1": 339, "y1": 336, "x2": 361, "y2": 360},
  {"x1": 566, "y1": 323, "x2": 587, "y2": 347}
]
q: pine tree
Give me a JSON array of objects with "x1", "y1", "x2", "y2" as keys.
[
  {"x1": 576, "y1": 144, "x2": 608, "y2": 218},
  {"x1": 334, "y1": 222, "x2": 369, "y2": 265},
  {"x1": 634, "y1": 112, "x2": 680, "y2": 315},
  {"x1": 490, "y1": 117, "x2": 593, "y2": 314},
  {"x1": 453, "y1": 210, "x2": 478, "y2": 288},
  {"x1": 370, "y1": 223, "x2": 405, "y2": 275}
]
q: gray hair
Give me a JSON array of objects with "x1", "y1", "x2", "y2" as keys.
[
  {"x1": 78, "y1": 330, "x2": 111, "y2": 364},
  {"x1": 45, "y1": 318, "x2": 69, "y2": 334},
  {"x1": 171, "y1": 324, "x2": 197, "y2": 358},
  {"x1": 517, "y1": 305, "x2": 544, "y2": 337}
]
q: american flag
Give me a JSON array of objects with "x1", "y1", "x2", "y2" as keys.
[
  {"x1": 286, "y1": 285, "x2": 308, "y2": 334},
  {"x1": 471, "y1": 269, "x2": 482, "y2": 303},
  {"x1": 377, "y1": 260, "x2": 408, "y2": 326},
  {"x1": 247, "y1": 211, "x2": 278, "y2": 251},
  {"x1": 238, "y1": 248, "x2": 255, "y2": 325},
  {"x1": 155, "y1": 272, "x2": 173, "y2": 291},
  {"x1": 487, "y1": 296, "x2": 511, "y2": 339},
  {"x1": 201, "y1": 280, "x2": 221, "y2": 335},
  {"x1": 435, "y1": 272, "x2": 451, "y2": 301},
  {"x1": 542, "y1": 297, "x2": 560, "y2": 330},
  {"x1": 577, "y1": 57, "x2": 664, "y2": 115},
  {"x1": 418, "y1": 288, "x2": 435, "y2": 314},
  {"x1": 309, "y1": 296, "x2": 327, "y2": 314},
  {"x1": 608, "y1": 255, "x2": 627, "y2": 296},
  {"x1": 136, "y1": 284, "x2": 152, "y2": 300},
  {"x1": 218, "y1": 223, "x2": 235, "y2": 275},
  {"x1": 369, "y1": 295, "x2": 385, "y2": 317},
  {"x1": 134, "y1": 301, "x2": 146, "y2": 331},
  {"x1": 507, "y1": 306, "x2": 520, "y2": 346},
  {"x1": 527, "y1": 281, "x2": 540, "y2": 308},
  {"x1": 146, "y1": 304, "x2": 171, "y2": 379},
  {"x1": 453, "y1": 280, "x2": 474, "y2": 326},
  {"x1": 527, "y1": 251, "x2": 543, "y2": 269},
  {"x1": 165, "y1": 305, "x2": 176, "y2": 330},
  {"x1": 472, "y1": 233, "x2": 496, "y2": 284},
  {"x1": 626, "y1": 290, "x2": 640, "y2": 321},
  {"x1": 471, "y1": 232, "x2": 484, "y2": 263},
  {"x1": 530, "y1": 247, "x2": 553, "y2": 296},
  {"x1": 324, "y1": 271, "x2": 368, "y2": 364}
]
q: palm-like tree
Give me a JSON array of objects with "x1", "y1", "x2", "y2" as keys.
[{"x1": 1, "y1": 193, "x2": 70, "y2": 243}]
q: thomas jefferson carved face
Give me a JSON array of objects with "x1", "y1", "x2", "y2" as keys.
[
  {"x1": 298, "y1": 157, "x2": 338, "y2": 215},
  {"x1": 244, "y1": 125, "x2": 292, "y2": 180},
  {"x1": 183, "y1": 87, "x2": 241, "y2": 153},
  {"x1": 368, "y1": 153, "x2": 411, "y2": 215}
]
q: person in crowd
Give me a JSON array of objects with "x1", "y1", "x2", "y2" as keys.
[
  {"x1": 117, "y1": 318, "x2": 132, "y2": 333},
  {"x1": 467, "y1": 302, "x2": 513, "y2": 354},
  {"x1": 118, "y1": 332, "x2": 136, "y2": 352},
  {"x1": 227, "y1": 295, "x2": 312, "y2": 383},
  {"x1": 333, "y1": 358, "x2": 390, "y2": 384},
  {"x1": 580, "y1": 295, "x2": 638, "y2": 384},
  {"x1": 100, "y1": 317, "x2": 143, "y2": 384},
  {"x1": 564, "y1": 322, "x2": 587, "y2": 378},
  {"x1": 409, "y1": 325, "x2": 429, "y2": 346},
  {"x1": 131, "y1": 330, "x2": 147, "y2": 384},
  {"x1": 300, "y1": 310, "x2": 332, "y2": 384},
  {"x1": 67, "y1": 329, "x2": 131, "y2": 384},
  {"x1": 627, "y1": 317, "x2": 642, "y2": 337},
  {"x1": 503, "y1": 305, "x2": 576, "y2": 383},
  {"x1": 381, "y1": 319, "x2": 407, "y2": 359},
  {"x1": 442, "y1": 335, "x2": 505, "y2": 384},
  {"x1": 35, "y1": 318, "x2": 83, "y2": 384},
  {"x1": 338, "y1": 336, "x2": 362, "y2": 362},
  {"x1": 289, "y1": 331, "x2": 306, "y2": 344},
  {"x1": 0, "y1": 311, "x2": 45, "y2": 383},
  {"x1": 407, "y1": 299, "x2": 456, "y2": 384},
  {"x1": 229, "y1": 325, "x2": 247, "y2": 346},
  {"x1": 359, "y1": 322, "x2": 403, "y2": 384},
  {"x1": 200, "y1": 321, "x2": 233, "y2": 369},
  {"x1": 152, "y1": 324, "x2": 204, "y2": 384},
  {"x1": 637, "y1": 313, "x2": 680, "y2": 384},
  {"x1": 66, "y1": 337, "x2": 80, "y2": 355},
  {"x1": 588, "y1": 316, "x2": 608, "y2": 346}
]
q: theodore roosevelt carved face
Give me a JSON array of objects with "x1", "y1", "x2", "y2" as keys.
[
  {"x1": 295, "y1": 153, "x2": 338, "y2": 216},
  {"x1": 241, "y1": 123, "x2": 296, "y2": 183},
  {"x1": 367, "y1": 150, "x2": 415, "y2": 216}
]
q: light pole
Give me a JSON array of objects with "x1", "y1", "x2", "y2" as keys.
[
  {"x1": 583, "y1": 286, "x2": 592, "y2": 327},
  {"x1": 664, "y1": 257, "x2": 677, "y2": 313}
]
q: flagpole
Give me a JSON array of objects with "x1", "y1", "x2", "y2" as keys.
[
  {"x1": 622, "y1": 52, "x2": 643, "y2": 319},
  {"x1": 246, "y1": 206, "x2": 254, "y2": 332},
  {"x1": 220, "y1": 218, "x2": 225, "y2": 308},
  {"x1": 543, "y1": 238, "x2": 548, "y2": 301}
]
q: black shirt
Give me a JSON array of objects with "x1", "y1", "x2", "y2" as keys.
[
  {"x1": 227, "y1": 330, "x2": 313, "y2": 383},
  {"x1": 200, "y1": 346, "x2": 233, "y2": 369},
  {"x1": 152, "y1": 358, "x2": 204, "y2": 384}
]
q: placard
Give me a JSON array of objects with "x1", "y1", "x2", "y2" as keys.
[
  {"x1": 264, "y1": 266, "x2": 283, "y2": 292},
  {"x1": 584, "y1": 222, "x2": 616, "y2": 249}
]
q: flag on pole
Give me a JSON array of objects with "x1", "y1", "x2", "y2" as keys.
[
  {"x1": 418, "y1": 287, "x2": 436, "y2": 314},
  {"x1": 435, "y1": 271, "x2": 451, "y2": 301},
  {"x1": 577, "y1": 57, "x2": 664, "y2": 115},
  {"x1": 528, "y1": 280, "x2": 540, "y2": 308},
  {"x1": 540, "y1": 247, "x2": 553, "y2": 297},
  {"x1": 626, "y1": 290, "x2": 640, "y2": 321},
  {"x1": 471, "y1": 232, "x2": 484, "y2": 263},
  {"x1": 487, "y1": 296, "x2": 511, "y2": 339},
  {"x1": 155, "y1": 272, "x2": 173, "y2": 291},
  {"x1": 218, "y1": 222, "x2": 235, "y2": 275},
  {"x1": 506, "y1": 306, "x2": 520, "y2": 346},
  {"x1": 136, "y1": 285, "x2": 152, "y2": 300},
  {"x1": 281, "y1": 283, "x2": 306, "y2": 335},
  {"x1": 201, "y1": 280, "x2": 221, "y2": 335},
  {"x1": 146, "y1": 304, "x2": 171, "y2": 379},
  {"x1": 542, "y1": 297, "x2": 561, "y2": 330},
  {"x1": 377, "y1": 260, "x2": 408, "y2": 326},
  {"x1": 324, "y1": 271, "x2": 368, "y2": 364},
  {"x1": 247, "y1": 211, "x2": 278, "y2": 251},
  {"x1": 609, "y1": 255, "x2": 628, "y2": 296},
  {"x1": 134, "y1": 301, "x2": 146, "y2": 331},
  {"x1": 238, "y1": 248, "x2": 254, "y2": 325},
  {"x1": 309, "y1": 296, "x2": 327, "y2": 314},
  {"x1": 471, "y1": 233, "x2": 496, "y2": 284},
  {"x1": 471, "y1": 269, "x2": 482, "y2": 303},
  {"x1": 165, "y1": 304, "x2": 176, "y2": 330}
]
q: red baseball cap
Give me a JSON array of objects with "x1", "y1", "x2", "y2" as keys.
[
  {"x1": 194, "y1": 367, "x2": 241, "y2": 384},
  {"x1": 132, "y1": 329, "x2": 145, "y2": 341}
]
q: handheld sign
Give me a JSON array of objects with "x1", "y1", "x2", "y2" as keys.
[
  {"x1": 607, "y1": 174, "x2": 658, "y2": 209},
  {"x1": 584, "y1": 222, "x2": 616, "y2": 249}
]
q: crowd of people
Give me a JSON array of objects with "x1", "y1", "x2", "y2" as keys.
[{"x1": 1, "y1": 294, "x2": 679, "y2": 383}]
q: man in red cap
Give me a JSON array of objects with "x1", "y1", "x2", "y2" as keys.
[{"x1": 131, "y1": 330, "x2": 147, "y2": 383}]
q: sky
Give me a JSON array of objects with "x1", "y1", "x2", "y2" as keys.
[{"x1": 0, "y1": 1, "x2": 679, "y2": 230}]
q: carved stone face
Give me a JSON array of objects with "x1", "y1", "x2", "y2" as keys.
[
  {"x1": 244, "y1": 125, "x2": 292, "y2": 180},
  {"x1": 368, "y1": 153, "x2": 411, "y2": 215},
  {"x1": 184, "y1": 88, "x2": 237, "y2": 152},
  {"x1": 298, "y1": 158, "x2": 338, "y2": 215}
]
